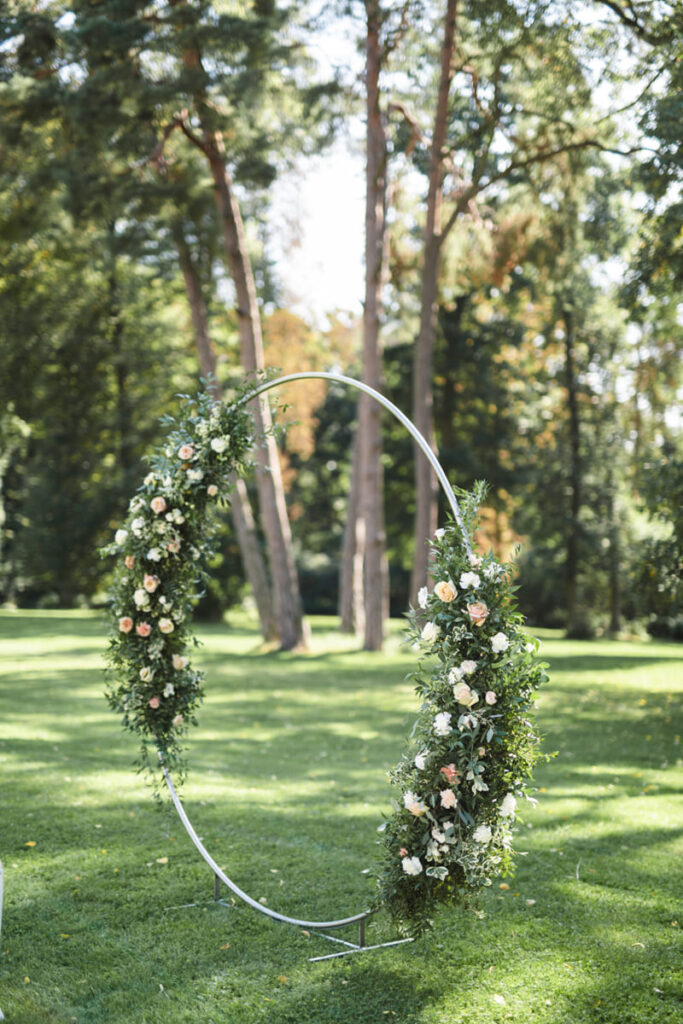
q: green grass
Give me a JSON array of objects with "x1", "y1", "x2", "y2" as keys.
[{"x1": 0, "y1": 610, "x2": 681, "y2": 1024}]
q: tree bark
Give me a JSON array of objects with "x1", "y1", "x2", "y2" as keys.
[
  {"x1": 339, "y1": 431, "x2": 365, "y2": 636},
  {"x1": 410, "y1": 0, "x2": 458, "y2": 605},
  {"x1": 607, "y1": 469, "x2": 621, "y2": 635},
  {"x1": 174, "y1": 224, "x2": 279, "y2": 644},
  {"x1": 563, "y1": 307, "x2": 582, "y2": 634},
  {"x1": 357, "y1": 2, "x2": 389, "y2": 650}
]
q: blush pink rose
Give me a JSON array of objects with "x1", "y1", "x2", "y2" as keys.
[
  {"x1": 150, "y1": 496, "x2": 167, "y2": 515},
  {"x1": 467, "y1": 601, "x2": 489, "y2": 627},
  {"x1": 124, "y1": 555, "x2": 135, "y2": 569},
  {"x1": 485, "y1": 690, "x2": 497, "y2": 705},
  {"x1": 143, "y1": 574, "x2": 160, "y2": 593},
  {"x1": 172, "y1": 714, "x2": 184, "y2": 728},
  {"x1": 119, "y1": 616, "x2": 133, "y2": 634},
  {"x1": 136, "y1": 622, "x2": 152, "y2": 637},
  {"x1": 167, "y1": 539, "x2": 181, "y2": 554},
  {"x1": 207, "y1": 484, "x2": 219, "y2": 497},
  {"x1": 177, "y1": 444, "x2": 194, "y2": 460},
  {"x1": 148, "y1": 696, "x2": 160, "y2": 709}
]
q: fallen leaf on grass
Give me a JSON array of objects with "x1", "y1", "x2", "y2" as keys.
[
  {"x1": 277, "y1": 975, "x2": 288, "y2": 984},
  {"x1": 220, "y1": 943, "x2": 230, "y2": 950},
  {"x1": 632, "y1": 942, "x2": 645, "y2": 948},
  {"x1": 156, "y1": 857, "x2": 168, "y2": 864},
  {"x1": 24, "y1": 841, "x2": 36, "y2": 848},
  {"x1": 492, "y1": 994, "x2": 505, "y2": 1005},
  {"x1": 499, "y1": 883, "x2": 509, "y2": 890},
  {"x1": 301, "y1": 930, "x2": 310, "y2": 938}
]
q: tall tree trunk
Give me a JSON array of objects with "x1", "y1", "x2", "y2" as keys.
[
  {"x1": 176, "y1": 24, "x2": 307, "y2": 649},
  {"x1": 174, "y1": 225, "x2": 279, "y2": 644},
  {"x1": 410, "y1": 0, "x2": 458, "y2": 605},
  {"x1": 339, "y1": 431, "x2": 365, "y2": 636},
  {"x1": 564, "y1": 307, "x2": 582, "y2": 635},
  {"x1": 202, "y1": 142, "x2": 308, "y2": 649},
  {"x1": 358, "y1": 2, "x2": 389, "y2": 651},
  {"x1": 607, "y1": 469, "x2": 621, "y2": 635}
]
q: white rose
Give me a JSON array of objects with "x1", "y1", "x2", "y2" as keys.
[
  {"x1": 131, "y1": 517, "x2": 146, "y2": 536},
  {"x1": 421, "y1": 621, "x2": 440, "y2": 644},
  {"x1": 210, "y1": 437, "x2": 228, "y2": 453},
  {"x1": 485, "y1": 690, "x2": 497, "y2": 705},
  {"x1": 139, "y1": 666, "x2": 154, "y2": 682},
  {"x1": 403, "y1": 791, "x2": 428, "y2": 816},
  {"x1": 115, "y1": 529, "x2": 128, "y2": 546},
  {"x1": 133, "y1": 588, "x2": 149, "y2": 608},
  {"x1": 500, "y1": 793, "x2": 517, "y2": 818},
  {"x1": 172, "y1": 654, "x2": 188, "y2": 670},
  {"x1": 448, "y1": 666, "x2": 464, "y2": 684},
  {"x1": 491, "y1": 632, "x2": 510, "y2": 653},
  {"x1": 459, "y1": 571, "x2": 481, "y2": 589},
  {"x1": 434, "y1": 528, "x2": 446, "y2": 539},
  {"x1": 187, "y1": 468, "x2": 204, "y2": 483},
  {"x1": 525, "y1": 641, "x2": 535, "y2": 653},
  {"x1": 146, "y1": 547, "x2": 162, "y2": 562},
  {"x1": 468, "y1": 553, "x2": 482, "y2": 568},
  {"x1": 163, "y1": 682, "x2": 175, "y2": 698},
  {"x1": 484, "y1": 563, "x2": 500, "y2": 579},
  {"x1": 473, "y1": 825, "x2": 492, "y2": 843},
  {"x1": 460, "y1": 659, "x2": 477, "y2": 675},
  {"x1": 417, "y1": 586, "x2": 429, "y2": 610},
  {"x1": 433, "y1": 711, "x2": 452, "y2": 737},
  {"x1": 414, "y1": 752, "x2": 427, "y2": 770},
  {"x1": 401, "y1": 856, "x2": 423, "y2": 876}
]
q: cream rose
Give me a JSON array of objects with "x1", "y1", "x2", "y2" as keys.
[
  {"x1": 210, "y1": 437, "x2": 228, "y2": 453},
  {"x1": 453, "y1": 682, "x2": 478, "y2": 707},
  {"x1": 150, "y1": 496, "x2": 167, "y2": 515},
  {"x1": 158, "y1": 618, "x2": 175, "y2": 634},
  {"x1": 485, "y1": 690, "x2": 497, "y2": 705},
  {"x1": 401, "y1": 856, "x2": 423, "y2": 876},
  {"x1": 491, "y1": 632, "x2": 510, "y2": 653},
  {"x1": 143, "y1": 574, "x2": 160, "y2": 593},
  {"x1": 433, "y1": 711, "x2": 452, "y2": 737},
  {"x1": 177, "y1": 444, "x2": 195, "y2": 460},
  {"x1": 440, "y1": 789, "x2": 457, "y2": 809},
  {"x1": 403, "y1": 791, "x2": 427, "y2": 817},
  {"x1": 172, "y1": 654, "x2": 188, "y2": 670},
  {"x1": 139, "y1": 666, "x2": 154, "y2": 682},
  {"x1": 434, "y1": 580, "x2": 457, "y2": 602},
  {"x1": 115, "y1": 529, "x2": 128, "y2": 546},
  {"x1": 421, "y1": 621, "x2": 440, "y2": 644},
  {"x1": 207, "y1": 484, "x2": 219, "y2": 497}
]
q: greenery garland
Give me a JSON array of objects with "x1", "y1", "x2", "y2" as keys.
[
  {"x1": 374, "y1": 484, "x2": 548, "y2": 935},
  {"x1": 101, "y1": 387, "x2": 256, "y2": 788}
]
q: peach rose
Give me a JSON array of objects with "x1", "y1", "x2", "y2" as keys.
[
  {"x1": 150, "y1": 496, "x2": 167, "y2": 515},
  {"x1": 172, "y1": 714, "x2": 184, "y2": 728},
  {"x1": 124, "y1": 555, "x2": 135, "y2": 570},
  {"x1": 434, "y1": 580, "x2": 457, "y2": 602},
  {"x1": 207, "y1": 484, "x2": 219, "y2": 497},
  {"x1": 143, "y1": 574, "x2": 160, "y2": 593},
  {"x1": 148, "y1": 696, "x2": 160, "y2": 709},
  {"x1": 467, "y1": 601, "x2": 489, "y2": 626},
  {"x1": 119, "y1": 616, "x2": 133, "y2": 634},
  {"x1": 136, "y1": 622, "x2": 152, "y2": 637},
  {"x1": 399, "y1": 847, "x2": 408, "y2": 857},
  {"x1": 167, "y1": 539, "x2": 181, "y2": 554},
  {"x1": 440, "y1": 763, "x2": 459, "y2": 782},
  {"x1": 177, "y1": 444, "x2": 195, "y2": 460}
]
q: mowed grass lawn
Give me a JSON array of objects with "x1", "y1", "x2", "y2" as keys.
[{"x1": 0, "y1": 610, "x2": 681, "y2": 1024}]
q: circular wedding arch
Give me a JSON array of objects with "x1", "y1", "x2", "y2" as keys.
[{"x1": 158, "y1": 371, "x2": 472, "y2": 959}]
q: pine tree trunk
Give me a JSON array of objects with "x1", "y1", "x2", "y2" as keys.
[
  {"x1": 339, "y1": 432, "x2": 365, "y2": 636},
  {"x1": 410, "y1": 0, "x2": 458, "y2": 605},
  {"x1": 358, "y1": 2, "x2": 389, "y2": 651},
  {"x1": 564, "y1": 308, "x2": 582, "y2": 635},
  {"x1": 175, "y1": 226, "x2": 279, "y2": 645}
]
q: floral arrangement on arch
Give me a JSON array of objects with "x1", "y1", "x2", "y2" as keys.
[
  {"x1": 101, "y1": 387, "x2": 256, "y2": 788},
  {"x1": 374, "y1": 485, "x2": 548, "y2": 935}
]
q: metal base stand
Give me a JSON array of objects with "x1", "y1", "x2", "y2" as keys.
[{"x1": 161, "y1": 765, "x2": 413, "y2": 962}]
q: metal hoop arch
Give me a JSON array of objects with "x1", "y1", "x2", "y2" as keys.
[{"x1": 161, "y1": 371, "x2": 468, "y2": 943}]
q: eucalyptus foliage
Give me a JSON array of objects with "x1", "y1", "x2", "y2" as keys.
[{"x1": 375, "y1": 486, "x2": 548, "y2": 934}]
